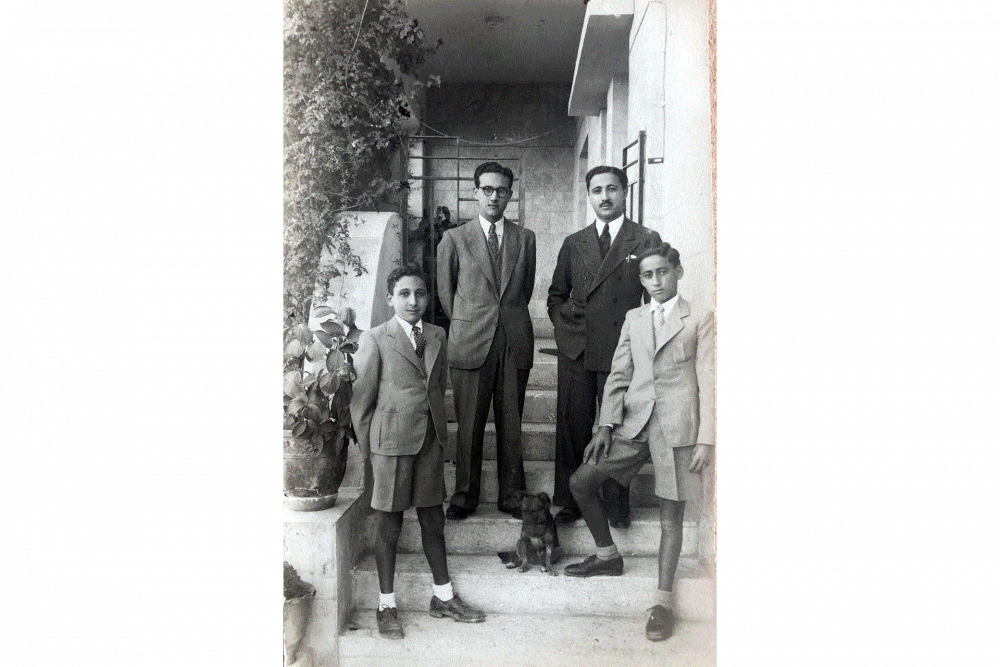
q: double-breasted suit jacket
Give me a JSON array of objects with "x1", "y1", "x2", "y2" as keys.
[
  {"x1": 437, "y1": 218, "x2": 535, "y2": 372},
  {"x1": 547, "y1": 218, "x2": 661, "y2": 372},
  {"x1": 350, "y1": 319, "x2": 449, "y2": 458},
  {"x1": 599, "y1": 297, "x2": 716, "y2": 456}
]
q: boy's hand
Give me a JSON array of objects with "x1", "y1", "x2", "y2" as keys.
[
  {"x1": 689, "y1": 444, "x2": 713, "y2": 472},
  {"x1": 583, "y1": 426, "x2": 614, "y2": 464}
]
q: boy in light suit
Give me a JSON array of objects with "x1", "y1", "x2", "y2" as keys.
[
  {"x1": 562, "y1": 243, "x2": 715, "y2": 642},
  {"x1": 351, "y1": 265, "x2": 486, "y2": 640}
]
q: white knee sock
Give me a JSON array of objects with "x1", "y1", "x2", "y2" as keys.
[
  {"x1": 432, "y1": 581, "x2": 454, "y2": 601},
  {"x1": 653, "y1": 588, "x2": 673, "y2": 609},
  {"x1": 378, "y1": 592, "x2": 396, "y2": 610},
  {"x1": 596, "y1": 543, "x2": 620, "y2": 560}
]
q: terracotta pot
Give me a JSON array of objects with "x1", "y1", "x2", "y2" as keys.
[
  {"x1": 283, "y1": 587, "x2": 315, "y2": 666},
  {"x1": 283, "y1": 430, "x2": 349, "y2": 502}
]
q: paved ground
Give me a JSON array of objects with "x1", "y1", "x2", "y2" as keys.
[{"x1": 340, "y1": 609, "x2": 716, "y2": 667}]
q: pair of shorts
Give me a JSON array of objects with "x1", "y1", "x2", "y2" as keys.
[
  {"x1": 591, "y1": 419, "x2": 702, "y2": 502},
  {"x1": 369, "y1": 419, "x2": 446, "y2": 513}
]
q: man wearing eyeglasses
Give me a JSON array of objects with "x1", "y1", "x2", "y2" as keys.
[
  {"x1": 546, "y1": 166, "x2": 662, "y2": 527},
  {"x1": 437, "y1": 161, "x2": 536, "y2": 521}
]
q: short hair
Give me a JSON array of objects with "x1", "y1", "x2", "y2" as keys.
[
  {"x1": 473, "y1": 161, "x2": 514, "y2": 189},
  {"x1": 585, "y1": 165, "x2": 628, "y2": 190},
  {"x1": 386, "y1": 263, "x2": 427, "y2": 295},
  {"x1": 637, "y1": 242, "x2": 681, "y2": 268}
]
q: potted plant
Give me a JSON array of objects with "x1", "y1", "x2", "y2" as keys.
[
  {"x1": 283, "y1": 561, "x2": 316, "y2": 665},
  {"x1": 283, "y1": 305, "x2": 360, "y2": 510},
  {"x1": 283, "y1": 0, "x2": 440, "y2": 507}
]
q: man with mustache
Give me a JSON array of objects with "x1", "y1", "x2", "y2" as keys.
[{"x1": 546, "y1": 166, "x2": 662, "y2": 526}]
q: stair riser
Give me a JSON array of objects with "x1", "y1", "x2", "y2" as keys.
[
  {"x1": 442, "y1": 465, "x2": 661, "y2": 508},
  {"x1": 396, "y1": 516, "x2": 698, "y2": 557},
  {"x1": 352, "y1": 569, "x2": 715, "y2": 621},
  {"x1": 445, "y1": 389, "x2": 556, "y2": 423},
  {"x1": 447, "y1": 423, "x2": 556, "y2": 461}
]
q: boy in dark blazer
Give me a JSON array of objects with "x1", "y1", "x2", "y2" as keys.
[
  {"x1": 437, "y1": 161, "x2": 535, "y2": 519},
  {"x1": 351, "y1": 265, "x2": 486, "y2": 640},
  {"x1": 547, "y1": 165, "x2": 662, "y2": 526},
  {"x1": 563, "y1": 243, "x2": 715, "y2": 643}
]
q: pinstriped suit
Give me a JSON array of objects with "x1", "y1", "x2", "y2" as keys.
[{"x1": 546, "y1": 218, "x2": 662, "y2": 515}]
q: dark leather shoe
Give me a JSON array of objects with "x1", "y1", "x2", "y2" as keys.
[
  {"x1": 609, "y1": 515, "x2": 631, "y2": 529},
  {"x1": 446, "y1": 505, "x2": 473, "y2": 520},
  {"x1": 563, "y1": 554, "x2": 624, "y2": 577},
  {"x1": 429, "y1": 594, "x2": 485, "y2": 623},
  {"x1": 376, "y1": 607, "x2": 404, "y2": 639},
  {"x1": 554, "y1": 507, "x2": 582, "y2": 524},
  {"x1": 645, "y1": 605, "x2": 674, "y2": 641},
  {"x1": 497, "y1": 505, "x2": 523, "y2": 520}
]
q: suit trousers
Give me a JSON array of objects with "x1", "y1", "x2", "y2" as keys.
[
  {"x1": 449, "y1": 323, "x2": 528, "y2": 511},
  {"x1": 553, "y1": 350, "x2": 631, "y2": 518}
]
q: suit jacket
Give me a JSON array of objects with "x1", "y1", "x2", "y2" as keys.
[
  {"x1": 437, "y1": 218, "x2": 535, "y2": 370},
  {"x1": 546, "y1": 218, "x2": 662, "y2": 372},
  {"x1": 350, "y1": 319, "x2": 448, "y2": 457},
  {"x1": 598, "y1": 297, "x2": 715, "y2": 448}
]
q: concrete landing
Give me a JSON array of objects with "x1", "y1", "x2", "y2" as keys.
[
  {"x1": 340, "y1": 609, "x2": 716, "y2": 667},
  {"x1": 351, "y1": 553, "x2": 715, "y2": 620}
]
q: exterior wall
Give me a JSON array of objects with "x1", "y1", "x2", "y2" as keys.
[
  {"x1": 630, "y1": 0, "x2": 714, "y2": 307},
  {"x1": 421, "y1": 82, "x2": 579, "y2": 306},
  {"x1": 573, "y1": 0, "x2": 714, "y2": 308}
]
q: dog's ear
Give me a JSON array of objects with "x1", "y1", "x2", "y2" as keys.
[{"x1": 537, "y1": 491, "x2": 551, "y2": 509}]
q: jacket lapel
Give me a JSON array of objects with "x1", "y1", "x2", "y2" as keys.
[
  {"x1": 588, "y1": 218, "x2": 640, "y2": 297},
  {"x1": 464, "y1": 219, "x2": 498, "y2": 295},
  {"x1": 390, "y1": 319, "x2": 423, "y2": 373},
  {"x1": 654, "y1": 297, "x2": 689, "y2": 356},
  {"x1": 499, "y1": 219, "x2": 518, "y2": 297},
  {"x1": 423, "y1": 326, "x2": 442, "y2": 377}
]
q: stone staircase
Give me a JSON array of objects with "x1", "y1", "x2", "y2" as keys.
[{"x1": 337, "y1": 306, "x2": 716, "y2": 666}]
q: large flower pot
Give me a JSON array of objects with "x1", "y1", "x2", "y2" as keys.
[
  {"x1": 283, "y1": 430, "x2": 349, "y2": 511},
  {"x1": 283, "y1": 587, "x2": 315, "y2": 665}
]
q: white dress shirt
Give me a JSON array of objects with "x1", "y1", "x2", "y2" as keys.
[
  {"x1": 479, "y1": 215, "x2": 504, "y2": 246},
  {"x1": 394, "y1": 315, "x2": 424, "y2": 351},
  {"x1": 594, "y1": 214, "x2": 624, "y2": 244}
]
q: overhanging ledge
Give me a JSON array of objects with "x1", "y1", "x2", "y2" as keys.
[{"x1": 568, "y1": 0, "x2": 634, "y2": 116}]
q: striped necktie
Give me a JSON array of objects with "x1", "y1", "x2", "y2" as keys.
[
  {"x1": 487, "y1": 221, "x2": 501, "y2": 286},
  {"x1": 413, "y1": 326, "x2": 425, "y2": 359}
]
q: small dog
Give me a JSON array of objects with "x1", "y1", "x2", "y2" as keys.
[{"x1": 497, "y1": 491, "x2": 562, "y2": 576}]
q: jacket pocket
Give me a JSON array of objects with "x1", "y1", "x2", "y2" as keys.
[{"x1": 673, "y1": 340, "x2": 695, "y2": 363}]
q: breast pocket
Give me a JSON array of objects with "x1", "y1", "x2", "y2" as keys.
[{"x1": 673, "y1": 339, "x2": 695, "y2": 363}]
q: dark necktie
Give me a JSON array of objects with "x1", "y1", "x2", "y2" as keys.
[
  {"x1": 488, "y1": 221, "x2": 501, "y2": 285},
  {"x1": 413, "y1": 326, "x2": 425, "y2": 359},
  {"x1": 599, "y1": 223, "x2": 611, "y2": 259}
]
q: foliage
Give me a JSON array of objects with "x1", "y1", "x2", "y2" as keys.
[
  {"x1": 283, "y1": 304, "x2": 360, "y2": 450},
  {"x1": 283, "y1": 0, "x2": 440, "y2": 466},
  {"x1": 284, "y1": 561, "x2": 315, "y2": 600},
  {"x1": 283, "y1": 0, "x2": 440, "y2": 326}
]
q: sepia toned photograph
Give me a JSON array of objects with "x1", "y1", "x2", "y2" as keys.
[{"x1": 283, "y1": 1, "x2": 717, "y2": 664}]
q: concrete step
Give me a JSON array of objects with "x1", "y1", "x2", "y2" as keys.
[
  {"x1": 448, "y1": 422, "x2": 556, "y2": 461},
  {"x1": 439, "y1": 460, "x2": 666, "y2": 510},
  {"x1": 340, "y1": 609, "x2": 716, "y2": 667},
  {"x1": 351, "y1": 553, "x2": 715, "y2": 621},
  {"x1": 532, "y1": 315, "x2": 554, "y2": 338},
  {"x1": 395, "y1": 504, "x2": 699, "y2": 558},
  {"x1": 445, "y1": 388, "x2": 556, "y2": 423}
]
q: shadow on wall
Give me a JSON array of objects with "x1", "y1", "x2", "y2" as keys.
[{"x1": 309, "y1": 212, "x2": 404, "y2": 332}]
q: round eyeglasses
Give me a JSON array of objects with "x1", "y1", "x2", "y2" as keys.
[{"x1": 478, "y1": 186, "x2": 511, "y2": 198}]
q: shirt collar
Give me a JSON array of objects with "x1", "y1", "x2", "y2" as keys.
[
  {"x1": 394, "y1": 315, "x2": 421, "y2": 339},
  {"x1": 594, "y1": 215, "x2": 625, "y2": 242},
  {"x1": 649, "y1": 294, "x2": 679, "y2": 317},
  {"x1": 479, "y1": 215, "x2": 504, "y2": 237}
]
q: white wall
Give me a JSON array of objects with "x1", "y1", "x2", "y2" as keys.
[{"x1": 630, "y1": 0, "x2": 714, "y2": 308}]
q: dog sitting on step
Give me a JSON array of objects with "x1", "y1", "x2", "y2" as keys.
[{"x1": 497, "y1": 491, "x2": 563, "y2": 575}]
